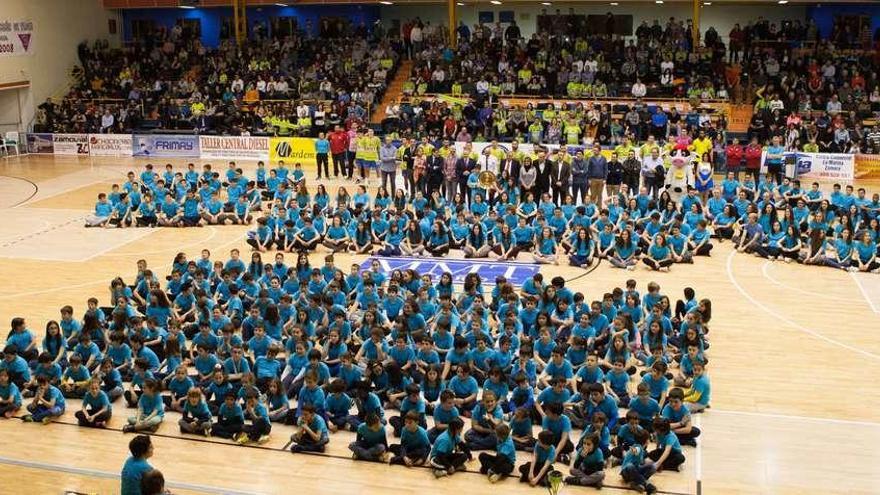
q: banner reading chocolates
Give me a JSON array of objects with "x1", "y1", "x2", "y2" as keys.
[{"x1": 88, "y1": 134, "x2": 133, "y2": 157}]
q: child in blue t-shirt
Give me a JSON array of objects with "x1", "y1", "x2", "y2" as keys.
[
  {"x1": 290, "y1": 404, "x2": 329, "y2": 453},
  {"x1": 123, "y1": 378, "x2": 163, "y2": 433},
  {"x1": 566, "y1": 432, "x2": 605, "y2": 487},
  {"x1": 518, "y1": 430, "x2": 556, "y2": 486},
  {"x1": 620, "y1": 427, "x2": 657, "y2": 493}
]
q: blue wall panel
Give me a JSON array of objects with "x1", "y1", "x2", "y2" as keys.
[{"x1": 121, "y1": 5, "x2": 380, "y2": 47}]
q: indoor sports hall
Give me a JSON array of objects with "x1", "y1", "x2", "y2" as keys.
[{"x1": 1, "y1": 1, "x2": 879, "y2": 494}]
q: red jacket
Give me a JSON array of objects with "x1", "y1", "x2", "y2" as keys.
[
  {"x1": 744, "y1": 144, "x2": 763, "y2": 169},
  {"x1": 726, "y1": 144, "x2": 743, "y2": 165},
  {"x1": 328, "y1": 131, "x2": 348, "y2": 155}
]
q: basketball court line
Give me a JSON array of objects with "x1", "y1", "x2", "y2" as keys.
[
  {"x1": 2, "y1": 417, "x2": 694, "y2": 495},
  {"x1": 0, "y1": 231, "x2": 247, "y2": 300},
  {"x1": 0, "y1": 175, "x2": 39, "y2": 208},
  {"x1": 0, "y1": 219, "x2": 51, "y2": 242},
  {"x1": 16, "y1": 175, "x2": 112, "y2": 208},
  {"x1": 725, "y1": 251, "x2": 880, "y2": 361},
  {"x1": 0, "y1": 455, "x2": 256, "y2": 495},
  {"x1": 79, "y1": 228, "x2": 159, "y2": 262},
  {"x1": 849, "y1": 271, "x2": 880, "y2": 314},
  {"x1": 760, "y1": 261, "x2": 852, "y2": 301},
  {"x1": 708, "y1": 408, "x2": 880, "y2": 427},
  {"x1": 693, "y1": 415, "x2": 702, "y2": 495},
  {"x1": 102, "y1": 226, "x2": 219, "y2": 257}
]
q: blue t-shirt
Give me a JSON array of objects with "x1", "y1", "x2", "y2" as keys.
[{"x1": 121, "y1": 456, "x2": 153, "y2": 495}]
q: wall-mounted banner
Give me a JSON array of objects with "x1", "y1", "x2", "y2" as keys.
[
  {"x1": 88, "y1": 134, "x2": 133, "y2": 157},
  {"x1": 53, "y1": 133, "x2": 89, "y2": 155},
  {"x1": 132, "y1": 134, "x2": 200, "y2": 158},
  {"x1": 855, "y1": 154, "x2": 880, "y2": 180},
  {"x1": 789, "y1": 152, "x2": 854, "y2": 181},
  {"x1": 199, "y1": 136, "x2": 269, "y2": 161},
  {"x1": 268, "y1": 137, "x2": 317, "y2": 164},
  {"x1": 25, "y1": 133, "x2": 53, "y2": 154},
  {"x1": 0, "y1": 19, "x2": 34, "y2": 57},
  {"x1": 360, "y1": 256, "x2": 541, "y2": 288}
]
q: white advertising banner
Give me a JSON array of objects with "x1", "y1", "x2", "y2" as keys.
[
  {"x1": 53, "y1": 134, "x2": 89, "y2": 155},
  {"x1": 88, "y1": 134, "x2": 133, "y2": 157},
  {"x1": 199, "y1": 136, "x2": 269, "y2": 161},
  {"x1": 0, "y1": 19, "x2": 34, "y2": 57},
  {"x1": 791, "y1": 152, "x2": 855, "y2": 181}
]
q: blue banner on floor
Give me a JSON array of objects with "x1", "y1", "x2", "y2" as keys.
[{"x1": 360, "y1": 257, "x2": 541, "y2": 287}]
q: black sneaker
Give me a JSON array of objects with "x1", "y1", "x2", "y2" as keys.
[{"x1": 646, "y1": 483, "x2": 657, "y2": 494}]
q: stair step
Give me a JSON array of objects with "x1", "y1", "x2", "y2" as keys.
[{"x1": 371, "y1": 60, "x2": 413, "y2": 124}]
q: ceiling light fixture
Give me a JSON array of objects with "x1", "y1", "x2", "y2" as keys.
[
  {"x1": 379, "y1": 1, "x2": 393, "y2": 4},
  {"x1": 610, "y1": 1, "x2": 619, "y2": 5},
  {"x1": 541, "y1": 1, "x2": 552, "y2": 5},
  {"x1": 179, "y1": 5, "x2": 195, "y2": 9},
  {"x1": 777, "y1": 0, "x2": 789, "y2": 3},
  {"x1": 490, "y1": 0, "x2": 502, "y2": 4}
]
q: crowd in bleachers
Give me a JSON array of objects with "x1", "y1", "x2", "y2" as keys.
[
  {"x1": 36, "y1": 21, "x2": 399, "y2": 135},
  {"x1": 34, "y1": 13, "x2": 880, "y2": 156},
  {"x1": 392, "y1": 15, "x2": 880, "y2": 153}
]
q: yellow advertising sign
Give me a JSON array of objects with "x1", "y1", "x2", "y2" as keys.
[
  {"x1": 269, "y1": 137, "x2": 318, "y2": 164},
  {"x1": 855, "y1": 154, "x2": 880, "y2": 179}
]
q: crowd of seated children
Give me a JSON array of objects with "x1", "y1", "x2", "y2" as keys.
[
  {"x1": 0, "y1": 246, "x2": 713, "y2": 491},
  {"x1": 725, "y1": 179, "x2": 880, "y2": 272},
  {"x1": 95, "y1": 158, "x2": 880, "y2": 275}
]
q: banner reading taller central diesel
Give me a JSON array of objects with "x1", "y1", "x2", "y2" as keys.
[
  {"x1": 132, "y1": 134, "x2": 200, "y2": 158},
  {"x1": 199, "y1": 136, "x2": 270, "y2": 161}
]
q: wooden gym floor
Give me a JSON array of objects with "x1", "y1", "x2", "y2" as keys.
[{"x1": 0, "y1": 154, "x2": 878, "y2": 495}]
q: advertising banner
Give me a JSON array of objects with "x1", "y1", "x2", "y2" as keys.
[
  {"x1": 25, "y1": 133, "x2": 53, "y2": 154},
  {"x1": 132, "y1": 134, "x2": 200, "y2": 158},
  {"x1": 0, "y1": 19, "x2": 34, "y2": 57},
  {"x1": 855, "y1": 154, "x2": 880, "y2": 179},
  {"x1": 269, "y1": 137, "x2": 317, "y2": 163},
  {"x1": 52, "y1": 134, "x2": 89, "y2": 155},
  {"x1": 361, "y1": 257, "x2": 541, "y2": 288},
  {"x1": 791, "y1": 152, "x2": 854, "y2": 181},
  {"x1": 199, "y1": 136, "x2": 269, "y2": 161},
  {"x1": 88, "y1": 134, "x2": 133, "y2": 157}
]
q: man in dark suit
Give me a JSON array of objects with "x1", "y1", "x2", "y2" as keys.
[
  {"x1": 499, "y1": 152, "x2": 520, "y2": 186},
  {"x1": 550, "y1": 154, "x2": 572, "y2": 205},
  {"x1": 534, "y1": 149, "x2": 553, "y2": 198},
  {"x1": 455, "y1": 148, "x2": 477, "y2": 204},
  {"x1": 426, "y1": 148, "x2": 444, "y2": 196}
]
